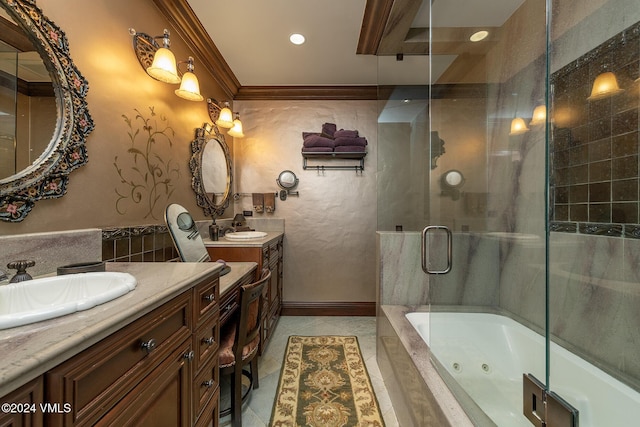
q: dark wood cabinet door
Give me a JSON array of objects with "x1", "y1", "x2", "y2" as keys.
[{"x1": 0, "y1": 378, "x2": 43, "y2": 427}]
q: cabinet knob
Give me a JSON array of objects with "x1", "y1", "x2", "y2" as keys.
[
  {"x1": 202, "y1": 379, "x2": 215, "y2": 388},
  {"x1": 225, "y1": 304, "x2": 233, "y2": 312},
  {"x1": 203, "y1": 293, "x2": 215, "y2": 303},
  {"x1": 183, "y1": 350, "x2": 195, "y2": 361},
  {"x1": 140, "y1": 339, "x2": 157, "y2": 354},
  {"x1": 203, "y1": 337, "x2": 215, "y2": 346}
]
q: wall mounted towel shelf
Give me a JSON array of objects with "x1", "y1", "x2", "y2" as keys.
[{"x1": 302, "y1": 152, "x2": 366, "y2": 173}]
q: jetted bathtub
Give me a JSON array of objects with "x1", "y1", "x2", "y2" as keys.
[{"x1": 406, "y1": 312, "x2": 640, "y2": 427}]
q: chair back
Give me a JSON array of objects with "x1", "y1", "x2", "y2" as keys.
[{"x1": 233, "y1": 267, "x2": 270, "y2": 361}]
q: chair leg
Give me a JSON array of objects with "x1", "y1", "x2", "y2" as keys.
[
  {"x1": 251, "y1": 357, "x2": 260, "y2": 389},
  {"x1": 232, "y1": 368, "x2": 243, "y2": 427}
]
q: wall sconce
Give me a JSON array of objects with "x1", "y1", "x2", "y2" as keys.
[
  {"x1": 207, "y1": 99, "x2": 245, "y2": 137},
  {"x1": 174, "y1": 57, "x2": 203, "y2": 101},
  {"x1": 227, "y1": 113, "x2": 245, "y2": 138},
  {"x1": 509, "y1": 93, "x2": 529, "y2": 136},
  {"x1": 216, "y1": 101, "x2": 234, "y2": 128},
  {"x1": 509, "y1": 117, "x2": 529, "y2": 135},
  {"x1": 529, "y1": 104, "x2": 547, "y2": 126},
  {"x1": 129, "y1": 28, "x2": 203, "y2": 101},
  {"x1": 588, "y1": 71, "x2": 624, "y2": 100}
]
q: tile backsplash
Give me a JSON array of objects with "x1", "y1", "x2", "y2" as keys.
[{"x1": 101, "y1": 225, "x2": 178, "y2": 262}]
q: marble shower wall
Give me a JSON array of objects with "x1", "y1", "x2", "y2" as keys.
[{"x1": 234, "y1": 100, "x2": 378, "y2": 303}]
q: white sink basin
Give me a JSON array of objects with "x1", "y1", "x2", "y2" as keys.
[
  {"x1": 224, "y1": 231, "x2": 268, "y2": 241},
  {"x1": 0, "y1": 272, "x2": 137, "y2": 330}
]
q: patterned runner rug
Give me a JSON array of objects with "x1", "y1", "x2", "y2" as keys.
[{"x1": 270, "y1": 335, "x2": 385, "y2": 427}]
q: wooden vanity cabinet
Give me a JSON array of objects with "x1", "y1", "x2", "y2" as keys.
[
  {"x1": 206, "y1": 235, "x2": 283, "y2": 354},
  {"x1": 0, "y1": 377, "x2": 43, "y2": 427},
  {"x1": 44, "y1": 273, "x2": 221, "y2": 427}
]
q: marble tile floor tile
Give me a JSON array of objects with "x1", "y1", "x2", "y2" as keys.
[{"x1": 219, "y1": 316, "x2": 400, "y2": 427}]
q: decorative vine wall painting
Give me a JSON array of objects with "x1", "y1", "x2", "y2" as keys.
[{"x1": 114, "y1": 107, "x2": 181, "y2": 220}]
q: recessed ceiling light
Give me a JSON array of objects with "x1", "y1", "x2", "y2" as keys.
[
  {"x1": 469, "y1": 30, "x2": 489, "y2": 42},
  {"x1": 289, "y1": 33, "x2": 305, "y2": 45}
]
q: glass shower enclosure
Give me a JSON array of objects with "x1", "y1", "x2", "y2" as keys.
[{"x1": 377, "y1": 0, "x2": 640, "y2": 425}]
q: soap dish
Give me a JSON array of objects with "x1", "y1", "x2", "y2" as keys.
[{"x1": 57, "y1": 261, "x2": 106, "y2": 275}]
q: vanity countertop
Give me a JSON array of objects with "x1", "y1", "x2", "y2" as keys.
[
  {"x1": 0, "y1": 261, "x2": 255, "y2": 397},
  {"x1": 203, "y1": 231, "x2": 283, "y2": 248}
]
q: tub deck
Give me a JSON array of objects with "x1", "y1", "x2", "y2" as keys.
[{"x1": 404, "y1": 311, "x2": 640, "y2": 427}]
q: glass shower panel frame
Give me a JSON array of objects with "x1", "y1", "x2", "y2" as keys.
[
  {"x1": 546, "y1": 1, "x2": 640, "y2": 425},
  {"x1": 427, "y1": 0, "x2": 548, "y2": 425}
]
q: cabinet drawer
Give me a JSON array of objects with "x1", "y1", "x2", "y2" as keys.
[
  {"x1": 93, "y1": 340, "x2": 192, "y2": 427},
  {"x1": 193, "y1": 312, "x2": 219, "y2": 373},
  {"x1": 193, "y1": 274, "x2": 219, "y2": 326},
  {"x1": 193, "y1": 355, "x2": 219, "y2": 421},
  {"x1": 195, "y1": 384, "x2": 219, "y2": 427},
  {"x1": 46, "y1": 292, "x2": 192, "y2": 426}
]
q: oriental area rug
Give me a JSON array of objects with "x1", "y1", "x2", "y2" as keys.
[{"x1": 270, "y1": 335, "x2": 385, "y2": 427}]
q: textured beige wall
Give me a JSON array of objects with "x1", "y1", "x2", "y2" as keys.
[
  {"x1": 0, "y1": 0, "x2": 231, "y2": 236},
  {"x1": 234, "y1": 100, "x2": 378, "y2": 303}
]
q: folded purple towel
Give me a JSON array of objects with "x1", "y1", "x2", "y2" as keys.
[
  {"x1": 334, "y1": 129, "x2": 359, "y2": 138},
  {"x1": 334, "y1": 136, "x2": 367, "y2": 147},
  {"x1": 334, "y1": 145, "x2": 366, "y2": 152},
  {"x1": 303, "y1": 132, "x2": 320, "y2": 139},
  {"x1": 302, "y1": 146, "x2": 334, "y2": 152},
  {"x1": 303, "y1": 134, "x2": 335, "y2": 148},
  {"x1": 322, "y1": 122, "x2": 337, "y2": 138}
]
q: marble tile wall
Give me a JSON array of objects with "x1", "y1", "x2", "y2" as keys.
[{"x1": 0, "y1": 229, "x2": 102, "y2": 278}]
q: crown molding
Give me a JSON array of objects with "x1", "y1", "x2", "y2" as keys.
[
  {"x1": 235, "y1": 86, "x2": 378, "y2": 101},
  {"x1": 357, "y1": 0, "x2": 394, "y2": 54},
  {"x1": 152, "y1": 0, "x2": 241, "y2": 99}
]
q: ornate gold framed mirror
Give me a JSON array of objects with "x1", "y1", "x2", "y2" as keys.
[
  {"x1": 0, "y1": 0, "x2": 93, "y2": 222},
  {"x1": 189, "y1": 124, "x2": 232, "y2": 217}
]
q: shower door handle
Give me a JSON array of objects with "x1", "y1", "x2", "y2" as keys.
[{"x1": 421, "y1": 225, "x2": 452, "y2": 274}]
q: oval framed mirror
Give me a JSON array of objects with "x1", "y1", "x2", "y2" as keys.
[
  {"x1": 0, "y1": 0, "x2": 93, "y2": 222},
  {"x1": 189, "y1": 125, "x2": 232, "y2": 217},
  {"x1": 276, "y1": 170, "x2": 298, "y2": 190}
]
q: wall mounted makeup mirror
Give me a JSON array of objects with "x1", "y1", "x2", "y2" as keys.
[
  {"x1": 441, "y1": 169, "x2": 465, "y2": 200},
  {"x1": 189, "y1": 124, "x2": 232, "y2": 217},
  {"x1": 0, "y1": 0, "x2": 93, "y2": 222},
  {"x1": 276, "y1": 170, "x2": 299, "y2": 201}
]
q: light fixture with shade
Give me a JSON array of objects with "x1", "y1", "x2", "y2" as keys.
[
  {"x1": 130, "y1": 28, "x2": 181, "y2": 84},
  {"x1": 587, "y1": 71, "x2": 624, "y2": 100},
  {"x1": 509, "y1": 93, "x2": 529, "y2": 136},
  {"x1": 174, "y1": 57, "x2": 203, "y2": 101},
  {"x1": 529, "y1": 104, "x2": 547, "y2": 126},
  {"x1": 216, "y1": 102, "x2": 234, "y2": 128},
  {"x1": 227, "y1": 113, "x2": 245, "y2": 138},
  {"x1": 130, "y1": 28, "x2": 203, "y2": 101},
  {"x1": 510, "y1": 117, "x2": 530, "y2": 135}
]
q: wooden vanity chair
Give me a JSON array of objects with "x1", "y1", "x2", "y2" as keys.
[{"x1": 218, "y1": 267, "x2": 271, "y2": 426}]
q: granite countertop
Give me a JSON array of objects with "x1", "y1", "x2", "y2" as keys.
[
  {"x1": 0, "y1": 261, "x2": 255, "y2": 397},
  {"x1": 203, "y1": 231, "x2": 283, "y2": 248},
  {"x1": 219, "y1": 261, "x2": 257, "y2": 296}
]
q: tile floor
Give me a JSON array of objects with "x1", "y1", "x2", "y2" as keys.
[{"x1": 219, "y1": 316, "x2": 399, "y2": 426}]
